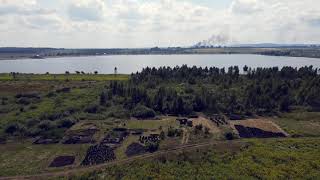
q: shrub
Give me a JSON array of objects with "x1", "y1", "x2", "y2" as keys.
[
  {"x1": 132, "y1": 105, "x2": 156, "y2": 119},
  {"x1": 107, "y1": 107, "x2": 130, "y2": 119},
  {"x1": 167, "y1": 127, "x2": 182, "y2": 137},
  {"x1": 225, "y1": 132, "x2": 237, "y2": 140},
  {"x1": 5, "y1": 123, "x2": 21, "y2": 134},
  {"x1": 195, "y1": 124, "x2": 203, "y2": 131},
  {"x1": 56, "y1": 87, "x2": 71, "y2": 93},
  {"x1": 38, "y1": 120, "x2": 55, "y2": 131},
  {"x1": 145, "y1": 141, "x2": 159, "y2": 153},
  {"x1": 15, "y1": 92, "x2": 40, "y2": 99},
  {"x1": 16, "y1": 97, "x2": 31, "y2": 105},
  {"x1": 85, "y1": 104, "x2": 100, "y2": 114},
  {"x1": 57, "y1": 119, "x2": 76, "y2": 128}
]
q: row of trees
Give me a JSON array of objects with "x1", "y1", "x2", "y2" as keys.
[{"x1": 99, "y1": 65, "x2": 320, "y2": 117}]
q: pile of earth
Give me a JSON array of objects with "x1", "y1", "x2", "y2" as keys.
[
  {"x1": 81, "y1": 144, "x2": 116, "y2": 166},
  {"x1": 234, "y1": 125, "x2": 287, "y2": 138},
  {"x1": 100, "y1": 129, "x2": 129, "y2": 145},
  {"x1": 62, "y1": 129, "x2": 97, "y2": 144},
  {"x1": 49, "y1": 156, "x2": 75, "y2": 167},
  {"x1": 125, "y1": 143, "x2": 146, "y2": 157}
]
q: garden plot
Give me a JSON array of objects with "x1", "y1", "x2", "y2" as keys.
[
  {"x1": 230, "y1": 119, "x2": 288, "y2": 138},
  {"x1": 49, "y1": 156, "x2": 75, "y2": 167},
  {"x1": 125, "y1": 143, "x2": 146, "y2": 157},
  {"x1": 81, "y1": 144, "x2": 116, "y2": 166},
  {"x1": 62, "y1": 123, "x2": 99, "y2": 144}
]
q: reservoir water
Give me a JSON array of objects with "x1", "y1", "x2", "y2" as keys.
[{"x1": 0, "y1": 54, "x2": 319, "y2": 74}]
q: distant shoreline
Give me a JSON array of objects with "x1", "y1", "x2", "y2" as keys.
[{"x1": 1, "y1": 47, "x2": 320, "y2": 60}]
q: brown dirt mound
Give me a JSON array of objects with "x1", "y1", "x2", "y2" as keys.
[
  {"x1": 125, "y1": 143, "x2": 146, "y2": 157},
  {"x1": 191, "y1": 116, "x2": 220, "y2": 133},
  {"x1": 49, "y1": 156, "x2": 75, "y2": 167},
  {"x1": 62, "y1": 129, "x2": 97, "y2": 144}
]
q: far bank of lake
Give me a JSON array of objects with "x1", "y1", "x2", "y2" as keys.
[{"x1": 0, "y1": 54, "x2": 319, "y2": 74}]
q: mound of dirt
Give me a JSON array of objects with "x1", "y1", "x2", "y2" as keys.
[
  {"x1": 125, "y1": 143, "x2": 146, "y2": 157},
  {"x1": 81, "y1": 145, "x2": 116, "y2": 166},
  {"x1": 62, "y1": 129, "x2": 97, "y2": 144},
  {"x1": 49, "y1": 156, "x2": 75, "y2": 167},
  {"x1": 234, "y1": 125, "x2": 287, "y2": 138}
]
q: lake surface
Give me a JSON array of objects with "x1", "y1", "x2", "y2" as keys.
[{"x1": 0, "y1": 54, "x2": 320, "y2": 74}]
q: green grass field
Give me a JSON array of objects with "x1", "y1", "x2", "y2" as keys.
[
  {"x1": 70, "y1": 138, "x2": 320, "y2": 180},
  {"x1": 0, "y1": 73, "x2": 129, "y2": 81},
  {"x1": 273, "y1": 111, "x2": 320, "y2": 137},
  {"x1": 125, "y1": 117, "x2": 179, "y2": 130},
  {"x1": 0, "y1": 142, "x2": 89, "y2": 176}
]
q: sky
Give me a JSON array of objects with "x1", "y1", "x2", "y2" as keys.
[{"x1": 0, "y1": 0, "x2": 319, "y2": 48}]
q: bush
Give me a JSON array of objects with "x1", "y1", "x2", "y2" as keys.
[
  {"x1": 145, "y1": 141, "x2": 159, "y2": 153},
  {"x1": 38, "y1": 120, "x2": 55, "y2": 131},
  {"x1": 57, "y1": 119, "x2": 76, "y2": 128},
  {"x1": 167, "y1": 127, "x2": 183, "y2": 137},
  {"x1": 85, "y1": 104, "x2": 100, "y2": 114},
  {"x1": 132, "y1": 105, "x2": 156, "y2": 119},
  {"x1": 5, "y1": 123, "x2": 21, "y2": 134},
  {"x1": 225, "y1": 132, "x2": 237, "y2": 140},
  {"x1": 15, "y1": 92, "x2": 40, "y2": 99},
  {"x1": 16, "y1": 97, "x2": 31, "y2": 105}
]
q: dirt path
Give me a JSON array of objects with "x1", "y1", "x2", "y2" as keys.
[
  {"x1": 181, "y1": 128, "x2": 190, "y2": 145},
  {"x1": 0, "y1": 141, "x2": 229, "y2": 180}
]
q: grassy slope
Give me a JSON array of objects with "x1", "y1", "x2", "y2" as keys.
[
  {"x1": 273, "y1": 111, "x2": 320, "y2": 137},
  {"x1": 70, "y1": 138, "x2": 320, "y2": 180},
  {"x1": 0, "y1": 142, "x2": 89, "y2": 176}
]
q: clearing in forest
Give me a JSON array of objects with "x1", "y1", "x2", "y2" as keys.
[{"x1": 190, "y1": 116, "x2": 221, "y2": 133}]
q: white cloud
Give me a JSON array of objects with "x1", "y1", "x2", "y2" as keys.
[
  {"x1": 0, "y1": 0, "x2": 320, "y2": 47},
  {"x1": 67, "y1": 0, "x2": 106, "y2": 21}
]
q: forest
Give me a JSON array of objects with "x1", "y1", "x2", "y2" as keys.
[{"x1": 105, "y1": 65, "x2": 320, "y2": 117}]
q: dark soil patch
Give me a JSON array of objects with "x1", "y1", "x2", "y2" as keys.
[
  {"x1": 129, "y1": 129, "x2": 144, "y2": 135},
  {"x1": 33, "y1": 137, "x2": 59, "y2": 144},
  {"x1": 125, "y1": 143, "x2": 146, "y2": 157},
  {"x1": 235, "y1": 125, "x2": 287, "y2": 138},
  {"x1": 81, "y1": 145, "x2": 115, "y2": 166},
  {"x1": 49, "y1": 156, "x2": 75, "y2": 167}
]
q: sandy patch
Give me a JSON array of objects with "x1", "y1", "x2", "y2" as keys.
[{"x1": 191, "y1": 116, "x2": 221, "y2": 133}]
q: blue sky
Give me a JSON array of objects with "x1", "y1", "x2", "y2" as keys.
[{"x1": 0, "y1": 0, "x2": 319, "y2": 48}]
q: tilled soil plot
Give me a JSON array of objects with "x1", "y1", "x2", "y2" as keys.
[
  {"x1": 49, "y1": 156, "x2": 75, "y2": 167},
  {"x1": 81, "y1": 144, "x2": 116, "y2": 166},
  {"x1": 125, "y1": 143, "x2": 146, "y2": 157}
]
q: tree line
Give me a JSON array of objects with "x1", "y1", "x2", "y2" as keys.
[{"x1": 99, "y1": 65, "x2": 320, "y2": 118}]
